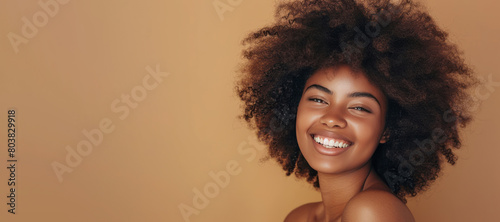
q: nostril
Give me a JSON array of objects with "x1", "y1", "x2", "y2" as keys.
[{"x1": 320, "y1": 115, "x2": 347, "y2": 128}]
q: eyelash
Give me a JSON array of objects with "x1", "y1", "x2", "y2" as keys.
[
  {"x1": 308, "y1": 98, "x2": 327, "y2": 104},
  {"x1": 308, "y1": 98, "x2": 372, "y2": 113},
  {"x1": 350, "y1": 106, "x2": 372, "y2": 113}
]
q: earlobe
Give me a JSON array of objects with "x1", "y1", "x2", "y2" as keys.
[{"x1": 379, "y1": 129, "x2": 390, "y2": 144}]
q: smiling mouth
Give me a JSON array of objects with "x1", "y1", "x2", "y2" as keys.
[{"x1": 312, "y1": 134, "x2": 352, "y2": 148}]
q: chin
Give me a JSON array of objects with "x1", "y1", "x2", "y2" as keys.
[{"x1": 309, "y1": 158, "x2": 370, "y2": 175}]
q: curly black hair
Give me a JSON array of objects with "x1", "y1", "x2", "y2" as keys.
[{"x1": 235, "y1": 0, "x2": 477, "y2": 201}]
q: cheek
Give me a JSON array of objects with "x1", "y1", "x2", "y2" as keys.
[
  {"x1": 295, "y1": 103, "x2": 314, "y2": 144},
  {"x1": 296, "y1": 104, "x2": 317, "y2": 132},
  {"x1": 295, "y1": 105, "x2": 306, "y2": 137},
  {"x1": 350, "y1": 118, "x2": 385, "y2": 145},
  {"x1": 296, "y1": 102, "x2": 306, "y2": 127}
]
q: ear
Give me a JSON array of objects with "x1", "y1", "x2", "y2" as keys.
[{"x1": 379, "y1": 129, "x2": 390, "y2": 144}]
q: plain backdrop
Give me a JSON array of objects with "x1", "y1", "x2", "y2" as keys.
[{"x1": 0, "y1": 0, "x2": 499, "y2": 221}]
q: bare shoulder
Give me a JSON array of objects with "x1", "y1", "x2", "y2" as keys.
[
  {"x1": 284, "y1": 202, "x2": 320, "y2": 222},
  {"x1": 342, "y1": 189, "x2": 415, "y2": 222}
]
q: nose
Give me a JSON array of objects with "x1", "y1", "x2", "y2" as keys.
[{"x1": 319, "y1": 107, "x2": 347, "y2": 128}]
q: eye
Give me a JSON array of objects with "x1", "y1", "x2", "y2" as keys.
[
  {"x1": 308, "y1": 98, "x2": 327, "y2": 104},
  {"x1": 350, "y1": 106, "x2": 372, "y2": 113}
]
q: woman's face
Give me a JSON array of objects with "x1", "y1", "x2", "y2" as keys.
[{"x1": 295, "y1": 66, "x2": 388, "y2": 174}]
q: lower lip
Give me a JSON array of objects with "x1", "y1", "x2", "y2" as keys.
[{"x1": 311, "y1": 136, "x2": 351, "y2": 156}]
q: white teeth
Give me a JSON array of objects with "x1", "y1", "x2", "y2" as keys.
[
  {"x1": 313, "y1": 135, "x2": 350, "y2": 148},
  {"x1": 325, "y1": 140, "x2": 335, "y2": 146}
]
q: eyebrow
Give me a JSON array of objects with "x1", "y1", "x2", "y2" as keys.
[{"x1": 304, "y1": 84, "x2": 381, "y2": 106}]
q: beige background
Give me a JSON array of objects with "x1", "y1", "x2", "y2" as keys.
[{"x1": 0, "y1": 0, "x2": 498, "y2": 221}]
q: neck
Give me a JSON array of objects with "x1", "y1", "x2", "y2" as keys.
[{"x1": 317, "y1": 162, "x2": 372, "y2": 222}]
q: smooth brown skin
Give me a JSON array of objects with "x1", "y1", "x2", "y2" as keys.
[{"x1": 286, "y1": 66, "x2": 415, "y2": 222}]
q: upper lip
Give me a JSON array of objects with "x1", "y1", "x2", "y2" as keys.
[{"x1": 310, "y1": 130, "x2": 353, "y2": 144}]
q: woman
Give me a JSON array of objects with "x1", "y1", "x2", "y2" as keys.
[{"x1": 236, "y1": 0, "x2": 477, "y2": 221}]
